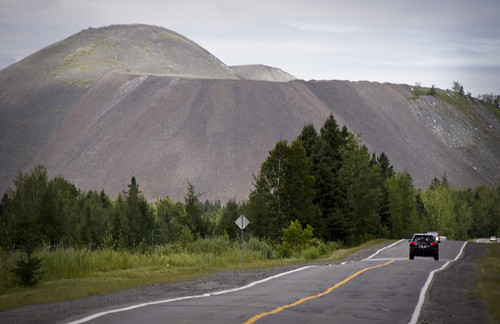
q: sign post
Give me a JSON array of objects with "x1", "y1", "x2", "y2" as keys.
[{"x1": 235, "y1": 215, "x2": 249, "y2": 264}]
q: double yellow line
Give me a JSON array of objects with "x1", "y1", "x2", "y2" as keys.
[{"x1": 243, "y1": 260, "x2": 395, "y2": 324}]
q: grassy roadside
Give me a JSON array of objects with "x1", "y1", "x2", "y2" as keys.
[
  {"x1": 0, "y1": 239, "x2": 386, "y2": 312},
  {"x1": 476, "y1": 243, "x2": 500, "y2": 323}
]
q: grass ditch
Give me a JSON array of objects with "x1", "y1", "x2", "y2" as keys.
[
  {"x1": 476, "y1": 243, "x2": 500, "y2": 323},
  {"x1": 0, "y1": 238, "x2": 385, "y2": 311}
]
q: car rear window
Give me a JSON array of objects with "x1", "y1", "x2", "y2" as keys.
[{"x1": 414, "y1": 235, "x2": 434, "y2": 242}]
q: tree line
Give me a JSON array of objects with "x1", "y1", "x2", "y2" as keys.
[
  {"x1": 247, "y1": 114, "x2": 500, "y2": 244},
  {"x1": 1, "y1": 114, "x2": 499, "y2": 254}
]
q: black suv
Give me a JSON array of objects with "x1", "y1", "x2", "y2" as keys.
[{"x1": 409, "y1": 233, "x2": 439, "y2": 260}]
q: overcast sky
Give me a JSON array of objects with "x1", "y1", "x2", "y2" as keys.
[{"x1": 1, "y1": 0, "x2": 499, "y2": 96}]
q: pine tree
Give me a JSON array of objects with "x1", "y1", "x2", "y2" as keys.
[
  {"x1": 248, "y1": 140, "x2": 289, "y2": 239},
  {"x1": 340, "y1": 136, "x2": 382, "y2": 243},
  {"x1": 124, "y1": 177, "x2": 154, "y2": 247},
  {"x1": 8, "y1": 165, "x2": 49, "y2": 253},
  {"x1": 309, "y1": 114, "x2": 348, "y2": 241},
  {"x1": 284, "y1": 139, "x2": 320, "y2": 232},
  {"x1": 248, "y1": 139, "x2": 318, "y2": 240},
  {"x1": 216, "y1": 199, "x2": 240, "y2": 239},
  {"x1": 184, "y1": 182, "x2": 204, "y2": 236},
  {"x1": 298, "y1": 123, "x2": 319, "y2": 158}
]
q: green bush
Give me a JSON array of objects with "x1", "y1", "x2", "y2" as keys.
[
  {"x1": 301, "y1": 247, "x2": 321, "y2": 260},
  {"x1": 246, "y1": 237, "x2": 276, "y2": 259},
  {"x1": 279, "y1": 220, "x2": 313, "y2": 257},
  {"x1": 179, "y1": 225, "x2": 194, "y2": 248},
  {"x1": 428, "y1": 85, "x2": 436, "y2": 96}
]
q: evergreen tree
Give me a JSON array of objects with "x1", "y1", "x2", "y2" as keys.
[
  {"x1": 39, "y1": 176, "x2": 80, "y2": 248},
  {"x1": 124, "y1": 177, "x2": 154, "y2": 247},
  {"x1": 202, "y1": 200, "x2": 221, "y2": 236},
  {"x1": 111, "y1": 194, "x2": 129, "y2": 249},
  {"x1": 248, "y1": 139, "x2": 318, "y2": 240},
  {"x1": 248, "y1": 140, "x2": 289, "y2": 239},
  {"x1": 0, "y1": 193, "x2": 14, "y2": 251},
  {"x1": 377, "y1": 153, "x2": 394, "y2": 180},
  {"x1": 298, "y1": 123, "x2": 319, "y2": 158},
  {"x1": 216, "y1": 199, "x2": 241, "y2": 239},
  {"x1": 247, "y1": 180, "x2": 273, "y2": 238},
  {"x1": 310, "y1": 114, "x2": 349, "y2": 241},
  {"x1": 340, "y1": 136, "x2": 382, "y2": 243},
  {"x1": 285, "y1": 139, "x2": 320, "y2": 230},
  {"x1": 441, "y1": 172, "x2": 450, "y2": 188},
  {"x1": 469, "y1": 185, "x2": 499, "y2": 238},
  {"x1": 415, "y1": 191, "x2": 430, "y2": 230},
  {"x1": 7, "y1": 165, "x2": 49, "y2": 253},
  {"x1": 184, "y1": 182, "x2": 204, "y2": 237},
  {"x1": 429, "y1": 177, "x2": 441, "y2": 190},
  {"x1": 308, "y1": 137, "x2": 335, "y2": 239},
  {"x1": 372, "y1": 152, "x2": 393, "y2": 237}
]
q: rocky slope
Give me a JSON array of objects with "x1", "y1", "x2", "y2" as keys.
[
  {"x1": 0, "y1": 24, "x2": 498, "y2": 202},
  {"x1": 230, "y1": 64, "x2": 297, "y2": 82}
]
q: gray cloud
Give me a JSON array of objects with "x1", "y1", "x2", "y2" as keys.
[{"x1": 1, "y1": 0, "x2": 498, "y2": 95}]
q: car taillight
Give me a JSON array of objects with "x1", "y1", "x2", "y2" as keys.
[
  {"x1": 430, "y1": 242, "x2": 438, "y2": 246},
  {"x1": 410, "y1": 241, "x2": 417, "y2": 246}
]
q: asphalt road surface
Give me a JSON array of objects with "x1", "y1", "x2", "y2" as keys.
[{"x1": 67, "y1": 240, "x2": 467, "y2": 324}]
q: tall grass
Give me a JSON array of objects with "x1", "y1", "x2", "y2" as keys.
[
  {"x1": 0, "y1": 237, "x2": 279, "y2": 294},
  {"x1": 41, "y1": 248, "x2": 137, "y2": 279},
  {"x1": 476, "y1": 243, "x2": 500, "y2": 323},
  {"x1": 0, "y1": 236, "x2": 351, "y2": 311}
]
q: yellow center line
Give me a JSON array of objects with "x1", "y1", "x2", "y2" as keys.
[{"x1": 243, "y1": 259, "x2": 395, "y2": 324}]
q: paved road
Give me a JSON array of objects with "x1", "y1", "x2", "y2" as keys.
[{"x1": 69, "y1": 240, "x2": 467, "y2": 324}]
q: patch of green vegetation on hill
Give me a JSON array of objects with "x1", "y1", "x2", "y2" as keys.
[
  {"x1": 483, "y1": 101, "x2": 500, "y2": 121},
  {"x1": 49, "y1": 41, "x2": 119, "y2": 88},
  {"x1": 162, "y1": 31, "x2": 193, "y2": 45},
  {"x1": 434, "y1": 90, "x2": 477, "y2": 119},
  {"x1": 408, "y1": 86, "x2": 430, "y2": 100},
  {"x1": 410, "y1": 86, "x2": 498, "y2": 125},
  {"x1": 408, "y1": 86, "x2": 429, "y2": 100},
  {"x1": 141, "y1": 40, "x2": 153, "y2": 53}
]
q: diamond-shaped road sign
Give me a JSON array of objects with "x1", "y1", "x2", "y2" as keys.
[{"x1": 235, "y1": 214, "x2": 249, "y2": 229}]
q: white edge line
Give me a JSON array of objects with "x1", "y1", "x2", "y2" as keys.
[
  {"x1": 454, "y1": 241, "x2": 468, "y2": 261},
  {"x1": 66, "y1": 265, "x2": 316, "y2": 324},
  {"x1": 362, "y1": 239, "x2": 404, "y2": 261},
  {"x1": 408, "y1": 241, "x2": 468, "y2": 324}
]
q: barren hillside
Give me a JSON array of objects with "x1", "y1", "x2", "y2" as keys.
[
  {"x1": 1, "y1": 24, "x2": 498, "y2": 202},
  {"x1": 230, "y1": 64, "x2": 297, "y2": 82}
]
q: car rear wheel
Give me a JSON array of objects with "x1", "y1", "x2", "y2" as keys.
[
  {"x1": 409, "y1": 253, "x2": 414, "y2": 260},
  {"x1": 434, "y1": 253, "x2": 439, "y2": 261}
]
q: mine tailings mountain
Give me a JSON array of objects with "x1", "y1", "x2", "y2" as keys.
[{"x1": 1, "y1": 24, "x2": 499, "y2": 203}]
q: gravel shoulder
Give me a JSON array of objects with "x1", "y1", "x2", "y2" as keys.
[
  {"x1": 418, "y1": 242, "x2": 488, "y2": 324},
  {"x1": 0, "y1": 241, "x2": 488, "y2": 324}
]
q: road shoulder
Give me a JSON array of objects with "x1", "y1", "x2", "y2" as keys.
[{"x1": 418, "y1": 242, "x2": 488, "y2": 324}]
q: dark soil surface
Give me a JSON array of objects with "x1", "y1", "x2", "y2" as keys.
[{"x1": 0, "y1": 242, "x2": 488, "y2": 324}]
